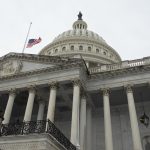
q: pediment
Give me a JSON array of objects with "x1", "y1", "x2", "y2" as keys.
[{"x1": 0, "y1": 53, "x2": 81, "y2": 78}]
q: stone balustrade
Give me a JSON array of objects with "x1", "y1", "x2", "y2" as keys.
[
  {"x1": 89, "y1": 56, "x2": 150, "y2": 74},
  {"x1": 0, "y1": 120, "x2": 76, "y2": 150}
]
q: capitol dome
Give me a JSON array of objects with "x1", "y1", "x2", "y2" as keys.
[{"x1": 39, "y1": 12, "x2": 121, "y2": 68}]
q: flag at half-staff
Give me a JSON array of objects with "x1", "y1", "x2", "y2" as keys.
[{"x1": 26, "y1": 37, "x2": 42, "y2": 48}]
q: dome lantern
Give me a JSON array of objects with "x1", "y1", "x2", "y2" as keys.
[
  {"x1": 39, "y1": 13, "x2": 122, "y2": 67},
  {"x1": 72, "y1": 12, "x2": 87, "y2": 30}
]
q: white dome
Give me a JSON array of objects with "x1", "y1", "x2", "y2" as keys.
[
  {"x1": 53, "y1": 29, "x2": 106, "y2": 44},
  {"x1": 39, "y1": 12, "x2": 121, "y2": 67}
]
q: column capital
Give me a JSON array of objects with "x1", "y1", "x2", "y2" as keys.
[
  {"x1": 27, "y1": 85, "x2": 36, "y2": 93},
  {"x1": 80, "y1": 90, "x2": 87, "y2": 99},
  {"x1": 49, "y1": 81, "x2": 58, "y2": 89},
  {"x1": 101, "y1": 88, "x2": 110, "y2": 96},
  {"x1": 125, "y1": 84, "x2": 133, "y2": 93},
  {"x1": 72, "y1": 78, "x2": 81, "y2": 87},
  {"x1": 8, "y1": 88, "x2": 16, "y2": 95}
]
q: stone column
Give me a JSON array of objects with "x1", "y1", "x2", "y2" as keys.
[
  {"x1": 37, "y1": 101, "x2": 45, "y2": 121},
  {"x1": 86, "y1": 105, "x2": 92, "y2": 150},
  {"x1": 24, "y1": 86, "x2": 36, "y2": 122},
  {"x1": 102, "y1": 88, "x2": 113, "y2": 150},
  {"x1": 80, "y1": 94, "x2": 87, "y2": 150},
  {"x1": 70, "y1": 79, "x2": 81, "y2": 146},
  {"x1": 46, "y1": 82, "x2": 57, "y2": 123},
  {"x1": 3, "y1": 89, "x2": 16, "y2": 124},
  {"x1": 126, "y1": 85, "x2": 143, "y2": 150}
]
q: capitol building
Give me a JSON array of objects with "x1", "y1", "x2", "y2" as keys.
[{"x1": 0, "y1": 12, "x2": 150, "y2": 150}]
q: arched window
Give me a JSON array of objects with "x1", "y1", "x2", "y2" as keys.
[
  {"x1": 96, "y1": 49, "x2": 99, "y2": 53},
  {"x1": 55, "y1": 49, "x2": 58, "y2": 53},
  {"x1": 79, "y1": 45, "x2": 83, "y2": 50},
  {"x1": 103, "y1": 51, "x2": 106, "y2": 55},
  {"x1": 80, "y1": 24, "x2": 82, "y2": 29},
  {"x1": 48, "y1": 51, "x2": 51, "y2": 55},
  {"x1": 62, "y1": 47, "x2": 66, "y2": 51},
  {"x1": 71, "y1": 45, "x2": 74, "y2": 50},
  {"x1": 88, "y1": 46, "x2": 91, "y2": 52}
]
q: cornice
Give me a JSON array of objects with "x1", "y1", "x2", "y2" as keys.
[
  {"x1": 0, "y1": 52, "x2": 83, "y2": 65},
  {"x1": 89, "y1": 65, "x2": 150, "y2": 80},
  {"x1": 51, "y1": 52, "x2": 117, "y2": 64},
  {"x1": 0, "y1": 59, "x2": 84, "y2": 81}
]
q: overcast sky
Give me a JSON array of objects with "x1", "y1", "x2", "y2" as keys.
[{"x1": 0, "y1": 0, "x2": 150, "y2": 60}]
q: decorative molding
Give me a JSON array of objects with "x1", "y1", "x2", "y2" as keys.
[
  {"x1": 72, "y1": 78, "x2": 81, "y2": 87},
  {"x1": 49, "y1": 81, "x2": 58, "y2": 90},
  {"x1": 125, "y1": 84, "x2": 133, "y2": 93},
  {"x1": 1, "y1": 53, "x2": 150, "y2": 86},
  {"x1": 50, "y1": 52, "x2": 116, "y2": 64},
  {"x1": 0, "y1": 59, "x2": 84, "y2": 81},
  {"x1": 39, "y1": 36, "x2": 121, "y2": 61},
  {"x1": 101, "y1": 88, "x2": 110, "y2": 96},
  {"x1": 8, "y1": 88, "x2": 16, "y2": 96},
  {"x1": 0, "y1": 60, "x2": 22, "y2": 77},
  {"x1": 26, "y1": 85, "x2": 36, "y2": 93},
  {"x1": 0, "y1": 141, "x2": 48, "y2": 150},
  {"x1": 90, "y1": 65, "x2": 150, "y2": 80},
  {"x1": 0, "y1": 52, "x2": 83, "y2": 65}
]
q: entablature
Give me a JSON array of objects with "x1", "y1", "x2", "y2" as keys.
[
  {"x1": 0, "y1": 52, "x2": 85, "y2": 80},
  {"x1": 87, "y1": 67, "x2": 150, "y2": 91}
]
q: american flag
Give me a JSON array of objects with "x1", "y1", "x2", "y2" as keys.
[{"x1": 26, "y1": 37, "x2": 42, "y2": 48}]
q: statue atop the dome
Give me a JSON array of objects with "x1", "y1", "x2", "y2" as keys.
[{"x1": 78, "y1": 11, "x2": 83, "y2": 20}]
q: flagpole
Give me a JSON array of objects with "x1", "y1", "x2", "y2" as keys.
[{"x1": 22, "y1": 22, "x2": 32, "y2": 53}]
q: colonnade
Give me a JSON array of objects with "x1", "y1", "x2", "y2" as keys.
[
  {"x1": 1, "y1": 81, "x2": 143, "y2": 150},
  {"x1": 101, "y1": 85, "x2": 143, "y2": 150},
  {"x1": 1, "y1": 79, "x2": 88, "y2": 148}
]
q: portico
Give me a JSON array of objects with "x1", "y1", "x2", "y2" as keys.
[{"x1": 0, "y1": 64, "x2": 149, "y2": 150}]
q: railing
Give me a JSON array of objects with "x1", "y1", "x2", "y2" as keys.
[
  {"x1": 0, "y1": 120, "x2": 76, "y2": 150},
  {"x1": 128, "y1": 59, "x2": 144, "y2": 67},
  {"x1": 89, "y1": 57, "x2": 150, "y2": 74}
]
